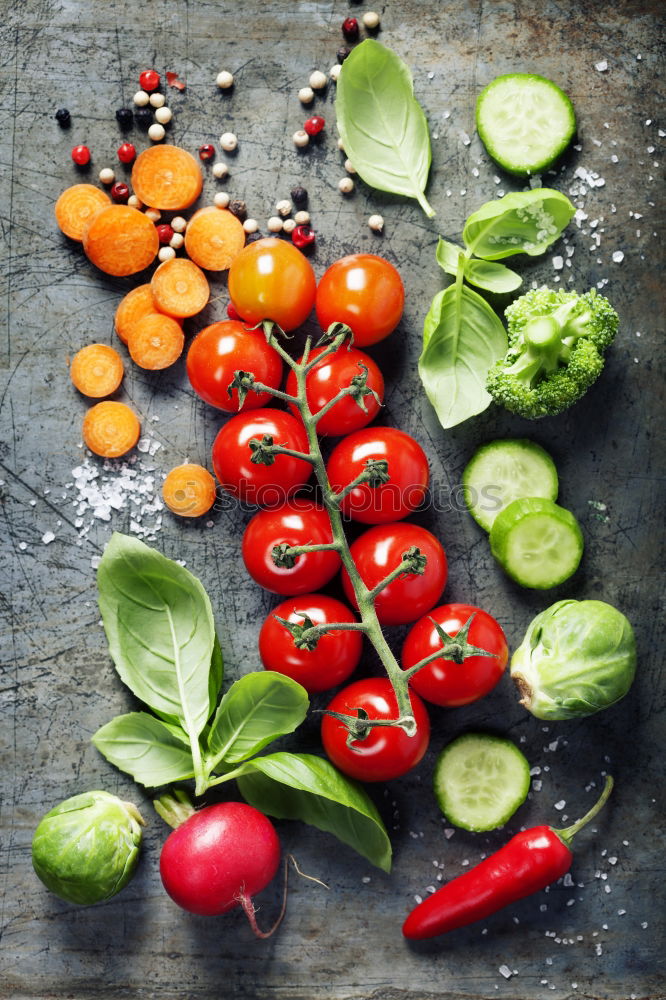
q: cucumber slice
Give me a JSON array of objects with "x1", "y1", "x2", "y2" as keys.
[
  {"x1": 476, "y1": 73, "x2": 576, "y2": 177},
  {"x1": 433, "y1": 732, "x2": 530, "y2": 832},
  {"x1": 490, "y1": 497, "x2": 583, "y2": 589},
  {"x1": 463, "y1": 439, "x2": 558, "y2": 532}
]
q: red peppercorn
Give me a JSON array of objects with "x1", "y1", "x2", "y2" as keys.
[
  {"x1": 199, "y1": 144, "x2": 215, "y2": 161},
  {"x1": 110, "y1": 182, "x2": 130, "y2": 203},
  {"x1": 226, "y1": 302, "x2": 242, "y2": 321},
  {"x1": 71, "y1": 144, "x2": 91, "y2": 166},
  {"x1": 304, "y1": 116, "x2": 326, "y2": 137},
  {"x1": 156, "y1": 224, "x2": 175, "y2": 245},
  {"x1": 139, "y1": 69, "x2": 161, "y2": 92},
  {"x1": 117, "y1": 142, "x2": 136, "y2": 164},
  {"x1": 342, "y1": 17, "x2": 359, "y2": 40},
  {"x1": 292, "y1": 224, "x2": 315, "y2": 251}
]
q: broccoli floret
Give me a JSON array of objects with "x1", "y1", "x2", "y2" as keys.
[{"x1": 486, "y1": 286, "x2": 619, "y2": 419}]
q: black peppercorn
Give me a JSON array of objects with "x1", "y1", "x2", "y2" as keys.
[
  {"x1": 55, "y1": 108, "x2": 71, "y2": 126},
  {"x1": 246, "y1": 231, "x2": 263, "y2": 243},
  {"x1": 134, "y1": 107, "x2": 153, "y2": 128},
  {"x1": 290, "y1": 186, "x2": 308, "y2": 206},
  {"x1": 115, "y1": 107, "x2": 134, "y2": 128},
  {"x1": 228, "y1": 199, "x2": 247, "y2": 222},
  {"x1": 336, "y1": 47, "x2": 350, "y2": 64}
]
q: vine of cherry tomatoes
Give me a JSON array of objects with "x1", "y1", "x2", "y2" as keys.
[{"x1": 187, "y1": 239, "x2": 508, "y2": 784}]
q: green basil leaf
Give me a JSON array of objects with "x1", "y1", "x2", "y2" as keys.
[
  {"x1": 464, "y1": 259, "x2": 523, "y2": 293},
  {"x1": 436, "y1": 238, "x2": 464, "y2": 276},
  {"x1": 462, "y1": 189, "x2": 575, "y2": 260},
  {"x1": 92, "y1": 712, "x2": 195, "y2": 787},
  {"x1": 235, "y1": 752, "x2": 392, "y2": 872},
  {"x1": 206, "y1": 672, "x2": 309, "y2": 765},
  {"x1": 419, "y1": 283, "x2": 508, "y2": 428},
  {"x1": 336, "y1": 39, "x2": 434, "y2": 217},
  {"x1": 97, "y1": 533, "x2": 216, "y2": 740}
]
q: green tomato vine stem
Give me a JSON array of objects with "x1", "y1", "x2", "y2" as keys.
[{"x1": 246, "y1": 323, "x2": 422, "y2": 739}]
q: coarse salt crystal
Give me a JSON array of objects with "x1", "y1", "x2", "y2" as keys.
[
  {"x1": 552, "y1": 256, "x2": 564, "y2": 270},
  {"x1": 41, "y1": 531, "x2": 55, "y2": 544},
  {"x1": 595, "y1": 60, "x2": 608, "y2": 72},
  {"x1": 554, "y1": 800, "x2": 566, "y2": 810},
  {"x1": 612, "y1": 250, "x2": 625, "y2": 263},
  {"x1": 498, "y1": 965, "x2": 512, "y2": 979}
]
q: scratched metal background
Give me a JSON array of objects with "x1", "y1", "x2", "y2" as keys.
[{"x1": 0, "y1": 1, "x2": 664, "y2": 998}]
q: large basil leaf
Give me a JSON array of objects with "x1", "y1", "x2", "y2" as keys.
[
  {"x1": 336, "y1": 40, "x2": 434, "y2": 217},
  {"x1": 235, "y1": 752, "x2": 392, "y2": 872},
  {"x1": 92, "y1": 712, "x2": 195, "y2": 786},
  {"x1": 462, "y1": 189, "x2": 575, "y2": 260},
  {"x1": 206, "y1": 672, "x2": 309, "y2": 766},
  {"x1": 97, "y1": 533, "x2": 217, "y2": 740},
  {"x1": 419, "y1": 283, "x2": 508, "y2": 428}
]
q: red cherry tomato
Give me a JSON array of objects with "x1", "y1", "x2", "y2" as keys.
[
  {"x1": 187, "y1": 321, "x2": 283, "y2": 413},
  {"x1": 259, "y1": 594, "x2": 362, "y2": 692},
  {"x1": 285, "y1": 345, "x2": 384, "y2": 436},
  {"x1": 341, "y1": 523, "x2": 447, "y2": 626},
  {"x1": 321, "y1": 678, "x2": 430, "y2": 782},
  {"x1": 315, "y1": 254, "x2": 404, "y2": 347},
  {"x1": 228, "y1": 237, "x2": 316, "y2": 332},
  {"x1": 402, "y1": 603, "x2": 509, "y2": 707},
  {"x1": 242, "y1": 501, "x2": 340, "y2": 595},
  {"x1": 212, "y1": 409, "x2": 311, "y2": 506},
  {"x1": 327, "y1": 427, "x2": 429, "y2": 524}
]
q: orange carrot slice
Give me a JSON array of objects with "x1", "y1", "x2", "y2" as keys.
[
  {"x1": 131, "y1": 144, "x2": 203, "y2": 210},
  {"x1": 54, "y1": 184, "x2": 111, "y2": 241},
  {"x1": 127, "y1": 312, "x2": 185, "y2": 370},
  {"x1": 82, "y1": 401, "x2": 141, "y2": 458},
  {"x1": 82, "y1": 205, "x2": 159, "y2": 276},
  {"x1": 184, "y1": 207, "x2": 246, "y2": 271},
  {"x1": 162, "y1": 463, "x2": 217, "y2": 517},
  {"x1": 150, "y1": 258, "x2": 209, "y2": 318},
  {"x1": 114, "y1": 284, "x2": 182, "y2": 344},
  {"x1": 70, "y1": 344, "x2": 124, "y2": 397}
]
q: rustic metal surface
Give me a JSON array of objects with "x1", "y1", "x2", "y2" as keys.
[{"x1": 1, "y1": 1, "x2": 664, "y2": 998}]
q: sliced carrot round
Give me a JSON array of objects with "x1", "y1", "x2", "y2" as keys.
[
  {"x1": 115, "y1": 284, "x2": 158, "y2": 344},
  {"x1": 127, "y1": 313, "x2": 185, "y2": 370},
  {"x1": 54, "y1": 184, "x2": 111, "y2": 241},
  {"x1": 82, "y1": 401, "x2": 141, "y2": 458},
  {"x1": 162, "y1": 463, "x2": 217, "y2": 518},
  {"x1": 82, "y1": 204, "x2": 159, "y2": 276},
  {"x1": 70, "y1": 344, "x2": 124, "y2": 397},
  {"x1": 183, "y1": 207, "x2": 246, "y2": 271},
  {"x1": 114, "y1": 284, "x2": 182, "y2": 345},
  {"x1": 150, "y1": 258, "x2": 209, "y2": 318},
  {"x1": 131, "y1": 145, "x2": 203, "y2": 211}
]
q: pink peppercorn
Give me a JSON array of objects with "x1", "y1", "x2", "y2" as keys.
[
  {"x1": 342, "y1": 17, "x2": 359, "y2": 40},
  {"x1": 292, "y1": 224, "x2": 315, "y2": 251},
  {"x1": 156, "y1": 224, "x2": 175, "y2": 244},
  {"x1": 304, "y1": 116, "x2": 326, "y2": 137},
  {"x1": 110, "y1": 182, "x2": 130, "y2": 203},
  {"x1": 117, "y1": 142, "x2": 136, "y2": 164},
  {"x1": 71, "y1": 145, "x2": 91, "y2": 166},
  {"x1": 199, "y1": 144, "x2": 215, "y2": 161}
]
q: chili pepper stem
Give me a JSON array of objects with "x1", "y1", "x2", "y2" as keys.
[{"x1": 554, "y1": 775, "x2": 614, "y2": 847}]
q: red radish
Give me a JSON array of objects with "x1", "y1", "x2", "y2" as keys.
[{"x1": 159, "y1": 801, "x2": 283, "y2": 935}]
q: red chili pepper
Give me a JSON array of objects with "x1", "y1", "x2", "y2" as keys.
[{"x1": 402, "y1": 775, "x2": 614, "y2": 940}]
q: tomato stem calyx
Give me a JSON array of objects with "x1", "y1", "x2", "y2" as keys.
[{"x1": 321, "y1": 707, "x2": 418, "y2": 743}]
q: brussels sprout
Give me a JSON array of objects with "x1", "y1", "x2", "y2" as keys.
[
  {"x1": 32, "y1": 790, "x2": 145, "y2": 905},
  {"x1": 511, "y1": 599, "x2": 636, "y2": 720}
]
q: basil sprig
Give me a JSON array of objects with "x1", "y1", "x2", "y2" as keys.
[
  {"x1": 419, "y1": 189, "x2": 575, "y2": 429},
  {"x1": 336, "y1": 39, "x2": 434, "y2": 217},
  {"x1": 93, "y1": 533, "x2": 392, "y2": 871}
]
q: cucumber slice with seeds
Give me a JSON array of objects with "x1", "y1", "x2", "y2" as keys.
[
  {"x1": 434, "y1": 733, "x2": 530, "y2": 832},
  {"x1": 463, "y1": 439, "x2": 558, "y2": 532},
  {"x1": 476, "y1": 73, "x2": 576, "y2": 177},
  {"x1": 490, "y1": 497, "x2": 583, "y2": 589}
]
